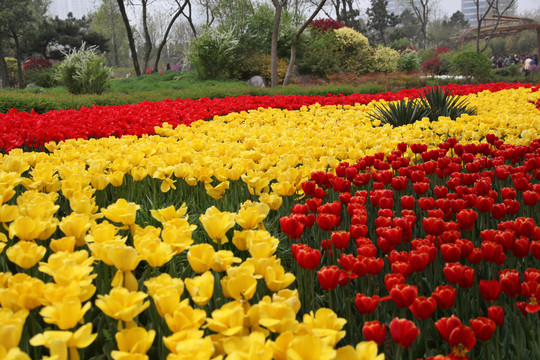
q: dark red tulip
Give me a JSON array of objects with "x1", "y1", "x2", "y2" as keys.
[
  {"x1": 423, "y1": 217, "x2": 445, "y2": 236},
  {"x1": 448, "y1": 325, "x2": 476, "y2": 358},
  {"x1": 441, "y1": 243, "x2": 462, "y2": 263},
  {"x1": 306, "y1": 198, "x2": 322, "y2": 212},
  {"x1": 493, "y1": 229, "x2": 515, "y2": 252},
  {"x1": 487, "y1": 306, "x2": 504, "y2": 326},
  {"x1": 531, "y1": 240, "x2": 540, "y2": 260},
  {"x1": 301, "y1": 181, "x2": 316, "y2": 196},
  {"x1": 481, "y1": 241, "x2": 504, "y2": 264},
  {"x1": 384, "y1": 273, "x2": 405, "y2": 292},
  {"x1": 435, "y1": 315, "x2": 462, "y2": 342},
  {"x1": 409, "y1": 296, "x2": 436, "y2": 320},
  {"x1": 470, "y1": 317, "x2": 496, "y2": 341},
  {"x1": 400, "y1": 195, "x2": 415, "y2": 210},
  {"x1": 365, "y1": 257, "x2": 384, "y2": 275},
  {"x1": 501, "y1": 187, "x2": 517, "y2": 200},
  {"x1": 523, "y1": 190, "x2": 540, "y2": 206},
  {"x1": 475, "y1": 196, "x2": 494, "y2": 213},
  {"x1": 280, "y1": 216, "x2": 305, "y2": 239},
  {"x1": 432, "y1": 285, "x2": 456, "y2": 309},
  {"x1": 434, "y1": 185, "x2": 448, "y2": 199},
  {"x1": 467, "y1": 247, "x2": 483, "y2": 264},
  {"x1": 390, "y1": 317, "x2": 420, "y2": 348},
  {"x1": 456, "y1": 209, "x2": 478, "y2": 231},
  {"x1": 479, "y1": 280, "x2": 501, "y2": 302},
  {"x1": 292, "y1": 244, "x2": 321, "y2": 270},
  {"x1": 490, "y1": 203, "x2": 506, "y2": 220},
  {"x1": 330, "y1": 231, "x2": 350, "y2": 250},
  {"x1": 317, "y1": 266, "x2": 340, "y2": 290},
  {"x1": 521, "y1": 281, "x2": 540, "y2": 313},
  {"x1": 499, "y1": 269, "x2": 521, "y2": 297},
  {"x1": 354, "y1": 293, "x2": 380, "y2": 314},
  {"x1": 418, "y1": 197, "x2": 436, "y2": 211},
  {"x1": 362, "y1": 320, "x2": 387, "y2": 345},
  {"x1": 316, "y1": 213, "x2": 338, "y2": 231},
  {"x1": 408, "y1": 250, "x2": 429, "y2": 272},
  {"x1": 413, "y1": 182, "x2": 429, "y2": 195},
  {"x1": 444, "y1": 262, "x2": 464, "y2": 284},
  {"x1": 458, "y1": 266, "x2": 475, "y2": 289},
  {"x1": 514, "y1": 217, "x2": 535, "y2": 237}
]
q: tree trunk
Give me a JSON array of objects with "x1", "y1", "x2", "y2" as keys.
[
  {"x1": 11, "y1": 31, "x2": 24, "y2": 89},
  {"x1": 271, "y1": 0, "x2": 286, "y2": 88},
  {"x1": 182, "y1": 1, "x2": 198, "y2": 37},
  {"x1": 141, "y1": 0, "x2": 153, "y2": 72},
  {"x1": 283, "y1": 0, "x2": 327, "y2": 86},
  {"x1": 116, "y1": 0, "x2": 141, "y2": 75},
  {"x1": 0, "y1": 44, "x2": 10, "y2": 88},
  {"x1": 153, "y1": 0, "x2": 188, "y2": 72}
]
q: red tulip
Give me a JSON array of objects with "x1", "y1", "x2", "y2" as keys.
[
  {"x1": 441, "y1": 243, "x2": 462, "y2": 263},
  {"x1": 521, "y1": 281, "x2": 540, "y2": 313},
  {"x1": 390, "y1": 317, "x2": 420, "y2": 348},
  {"x1": 418, "y1": 197, "x2": 436, "y2": 211},
  {"x1": 413, "y1": 182, "x2": 429, "y2": 195},
  {"x1": 443, "y1": 262, "x2": 464, "y2": 284},
  {"x1": 481, "y1": 241, "x2": 505, "y2": 264},
  {"x1": 400, "y1": 195, "x2": 415, "y2": 210},
  {"x1": 432, "y1": 285, "x2": 456, "y2": 309},
  {"x1": 523, "y1": 190, "x2": 540, "y2": 206},
  {"x1": 470, "y1": 317, "x2": 496, "y2": 341},
  {"x1": 467, "y1": 247, "x2": 483, "y2": 264},
  {"x1": 354, "y1": 293, "x2": 379, "y2": 314},
  {"x1": 423, "y1": 217, "x2": 445, "y2": 236},
  {"x1": 487, "y1": 306, "x2": 504, "y2": 326},
  {"x1": 435, "y1": 315, "x2": 462, "y2": 342},
  {"x1": 331, "y1": 231, "x2": 350, "y2": 250},
  {"x1": 384, "y1": 273, "x2": 405, "y2": 292},
  {"x1": 316, "y1": 213, "x2": 338, "y2": 231},
  {"x1": 479, "y1": 280, "x2": 501, "y2": 302},
  {"x1": 408, "y1": 250, "x2": 429, "y2": 272},
  {"x1": 458, "y1": 266, "x2": 475, "y2": 289},
  {"x1": 499, "y1": 269, "x2": 521, "y2": 297},
  {"x1": 490, "y1": 203, "x2": 506, "y2": 220},
  {"x1": 456, "y1": 209, "x2": 478, "y2": 231},
  {"x1": 280, "y1": 216, "x2": 305, "y2": 239},
  {"x1": 530, "y1": 240, "x2": 540, "y2": 260},
  {"x1": 475, "y1": 196, "x2": 494, "y2": 213},
  {"x1": 362, "y1": 320, "x2": 386, "y2": 345},
  {"x1": 390, "y1": 283, "x2": 418, "y2": 308},
  {"x1": 448, "y1": 325, "x2": 476, "y2": 358},
  {"x1": 409, "y1": 296, "x2": 436, "y2": 320},
  {"x1": 317, "y1": 265, "x2": 340, "y2": 290},
  {"x1": 292, "y1": 244, "x2": 321, "y2": 270}
]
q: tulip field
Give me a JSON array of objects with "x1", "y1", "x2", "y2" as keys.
[{"x1": 0, "y1": 82, "x2": 539, "y2": 360}]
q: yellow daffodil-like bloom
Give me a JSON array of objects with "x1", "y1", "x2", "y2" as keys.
[
  {"x1": 164, "y1": 299, "x2": 206, "y2": 333},
  {"x1": 16, "y1": 191, "x2": 58, "y2": 219},
  {"x1": 167, "y1": 336, "x2": 216, "y2": 360},
  {"x1": 161, "y1": 218, "x2": 196, "y2": 254},
  {"x1": 212, "y1": 250, "x2": 241, "y2": 273},
  {"x1": 222, "y1": 331, "x2": 273, "y2": 360},
  {"x1": 8, "y1": 216, "x2": 48, "y2": 242},
  {"x1": 272, "y1": 289, "x2": 301, "y2": 315},
  {"x1": 39, "y1": 295, "x2": 91, "y2": 330},
  {"x1": 187, "y1": 244, "x2": 215, "y2": 274},
  {"x1": 264, "y1": 260, "x2": 295, "y2": 292},
  {"x1": 205, "y1": 181, "x2": 229, "y2": 200},
  {"x1": 271, "y1": 331, "x2": 295, "y2": 360},
  {"x1": 206, "y1": 300, "x2": 247, "y2": 337},
  {"x1": 6, "y1": 241, "x2": 46, "y2": 269},
  {"x1": 335, "y1": 341, "x2": 385, "y2": 360},
  {"x1": 90, "y1": 172, "x2": 109, "y2": 190},
  {"x1": 160, "y1": 177, "x2": 176, "y2": 193},
  {"x1": 133, "y1": 227, "x2": 175, "y2": 268},
  {"x1": 111, "y1": 327, "x2": 155, "y2": 360},
  {"x1": 235, "y1": 201, "x2": 270, "y2": 230},
  {"x1": 231, "y1": 230, "x2": 252, "y2": 252},
  {"x1": 0, "y1": 346, "x2": 31, "y2": 360},
  {"x1": 108, "y1": 245, "x2": 141, "y2": 291},
  {"x1": 150, "y1": 287, "x2": 181, "y2": 317},
  {"x1": 130, "y1": 166, "x2": 148, "y2": 181},
  {"x1": 59, "y1": 213, "x2": 91, "y2": 247},
  {"x1": 150, "y1": 204, "x2": 188, "y2": 223},
  {"x1": 297, "y1": 308, "x2": 347, "y2": 347},
  {"x1": 258, "y1": 193, "x2": 283, "y2": 211},
  {"x1": 95, "y1": 287, "x2": 149, "y2": 323},
  {"x1": 101, "y1": 198, "x2": 140, "y2": 227},
  {"x1": 41, "y1": 282, "x2": 90, "y2": 305},
  {"x1": 144, "y1": 273, "x2": 184, "y2": 298},
  {"x1": 185, "y1": 271, "x2": 214, "y2": 307},
  {"x1": 108, "y1": 170, "x2": 124, "y2": 187},
  {"x1": 0, "y1": 308, "x2": 28, "y2": 350},
  {"x1": 286, "y1": 334, "x2": 337, "y2": 360},
  {"x1": 221, "y1": 264, "x2": 260, "y2": 302},
  {"x1": 247, "y1": 230, "x2": 279, "y2": 259},
  {"x1": 0, "y1": 273, "x2": 44, "y2": 311},
  {"x1": 68, "y1": 191, "x2": 99, "y2": 215},
  {"x1": 29, "y1": 323, "x2": 97, "y2": 360},
  {"x1": 199, "y1": 206, "x2": 236, "y2": 245},
  {"x1": 244, "y1": 256, "x2": 277, "y2": 277},
  {"x1": 271, "y1": 181, "x2": 296, "y2": 197},
  {"x1": 0, "y1": 204, "x2": 18, "y2": 223},
  {"x1": 247, "y1": 296, "x2": 298, "y2": 334}
]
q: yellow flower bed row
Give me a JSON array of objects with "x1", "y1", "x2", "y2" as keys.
[{"x1": 0, "y1": 87, "x2": 538, "y2": 359}]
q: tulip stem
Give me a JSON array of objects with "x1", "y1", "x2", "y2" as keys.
[
  {"x1": 496, "y1": 326, "x2": 501, "y2": 360},
  {"x1": 328, "y1": 290, "x2": 333, "y2": 311}
]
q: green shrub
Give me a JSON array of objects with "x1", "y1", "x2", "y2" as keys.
[
  {"x1": 390, "y1": 38, "x2": 413, "y2": 51},
  {"x1": 298, "y1": 29, "x2": 342, "y2": 76},
  {"x1": 55, "y1": 43, "x2": 112, "y2": 94},
  {"x1": 238, "y1": 52, "x2": 288, "y2": 83},
  {"x1": 187, "y1": 27, "x2": 240, "y2": 80},
  {"x1": 438, "y1": 52, "x2": 455, "y2": 75},
  {"x1": 367, "y1": 85, "x2": 476, "y2": 127},
  {"x1": 370, "y1": 46, "x2": 400, "y2": 73},
  {"x1": 451, "y1": 50, "x2": 491, "y2": 79},
  {"x1": 358, "y1": 83, "x2": 386, "y2": 94},
  {"x1": 4, "y1": 57, "x2": 18, "y2": 86},
  {"x1": 334, "y1": 27, "x2": 372, "y2": 74},
  {"x1": 397, "y1": 49, "x2": 420, "y2": 71},
  {"x1": 493, "y1": 64, "x2": 521, "y2": 77},
  {"x1": 25, "y1": 65, "x2": 59, "y2": 88}
]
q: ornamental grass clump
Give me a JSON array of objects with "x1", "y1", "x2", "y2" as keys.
[{"x1": 367, "y1": 85, "x2": 476, "y2": 127}]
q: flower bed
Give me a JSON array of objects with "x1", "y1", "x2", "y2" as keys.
[{"x1": 0, "y1": 83, "x2": 538, "y2": 359}]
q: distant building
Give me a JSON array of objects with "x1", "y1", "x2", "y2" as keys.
[
  {"x1": 47, "y1": 0, "x2": 97, "y2": 19},
  {"x1": 461, "y1": 0, "x2": 517, "y2": 27}
]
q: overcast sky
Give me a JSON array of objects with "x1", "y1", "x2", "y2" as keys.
[{"x1": 438, "y1": 0, "x2": 540, "y2": 17}]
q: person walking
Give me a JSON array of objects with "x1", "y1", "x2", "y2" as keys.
[{"x1": 524, "y1": 57, "x2": 532, "y2": 77}]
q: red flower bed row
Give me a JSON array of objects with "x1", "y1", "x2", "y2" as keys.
[
  {"x1": 280, "y1": 135, "x2": 540, "y2": 359},
  {"x1": 0, "y1": 82, "x2": 535, "y2": 152}
]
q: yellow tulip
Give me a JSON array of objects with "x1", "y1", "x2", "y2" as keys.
[
  {"x1": 111, "y1": 327, "x2": 155, "y2": 360},
  {"x1": 231, "y1": 230, "x2": 251, "y2": 252},
  {"x1": 258, "y1": 193, "x2": 283, "y2": 211},
  {"x1": 0, "y1": 204, "x2": 18, "y2": 223},
  {"x1": 160, "y1": 177, "x2": 176, "y2": 193},
  {"x1": 164, "y1": 299, "x2": 206, "y2": 333},
  {"x1": 108, "y1": 245, "x2": 140, "y2": 291},
  {"x1": 335, "y1": 341, "x2": 385, "y2": 360},
  {"x1": 108, "y1": 170, "x2": 124, "y2": 187},
  {"x1": 6, "y1": 241, "x2": 46, "y2": 269},
  {"x1": 101, "y1": 199, "x2": 140, "y2": 226},
  {"x1": 59, "y1": 213, "x2": 91, "y2": 247},
  {"x1": 222, "y1": 331, "x2": 273, "y2": 360},
  {"x1": 39, "y1": 295, "x2": 91, "y2": 330},
  {"x1": 221, "y1": 264, "x2": 259, "y2": 302},
  {"x1": 50, "y1": 236, "x2": 77, "y2": 253},
  {"x1": 150, "y1": 204, "x2": 188, "y2": 223},
  {"x1": 185, "y1": 271, "x2": 214, "y2": 306},
  {"x1": 0, "y1": 346, "x2": 31, "y2": 360},
  {"x1": 90, "y1": 172, "x2": 109, "y2": 190},
  {"x1": 247, "y1": 230, "x2": 279, "y2": 259},
  {"x1": 0, "y1": 274, "x2": 44, "y2": 311},
  {"x1": 29, "y1": 323, "x2": 97, "y2": 360},
  {"x1": 212, "y1": 250, "x2": 241, "y2": 272},
  {"x1": 206, "y1": 300, "x2": 246, "y2": 337},
  {"x1": 134, "y1": 236, "x2": 174, "y2": 268},
  {"x1": 150, "y1": 287, "x2": 181, "y2": 317},
  {"x1": 144, "y1": 273, "x2": 184, "y2": 298},
  {"x1": 130, "y1": 166, "x2": 148, "y2": 181},
  {"x1": 199, "y1": 206, "x2": 236, "y2": 244},
  {"x1": 187, "y1": 243, "x2": 215, "y2": 274},
  {"x1": 8, "y1": 216, "x2": 46, "y2": 241},
  {"x1": 205, "y1": 181, "x2": 229, "y2": 200},
  {"x1": 286, "y1": 334, "x2": 336, "y2": 360},
  {"x1": 95, "y1": 287, "x2": 149, "y2": 323},
  {"x1": 298, "y1": 308, "x2": 347, "y2": 347},
  {"x1": 271, "y1": 331, "x2": 294, "y2": 360},
  {"x1": 247, "y1": 296, "x2": 298, "y2": 334},
  {"x1": 235, "y1": 201, "x2": 269, "y2": 230},
  {"x1": 272, "y1": 289, "x2": 301, "y2": 315},
  {"x1": 0, "y1": 308, "x2": 28, "y2": 350},
  {"x1": 167, "y1": 336, "x2": 215, "y2": 360},
  {"x1": 161, "y1": 218, "x2": 196, "y2": 254},
  {"x1": 163, "y1": 329, "x2": 205, "y2": 354},
  {"x1": 264, "y1": 260, "x2": 295, "y2": 292}
]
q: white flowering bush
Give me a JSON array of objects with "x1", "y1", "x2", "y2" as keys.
[
  {"x1": 334, "y1": 27, "x2": 372, "y2": 74},
  {"x1": 397, "y1": 49, "x2": 420, "y2": 71},
  {"x1": 55, "y1": 43, "x2": 112, "y2": 94},
  {"x1": 370, "y1": 46, "x2": 400, "y2": 73}
]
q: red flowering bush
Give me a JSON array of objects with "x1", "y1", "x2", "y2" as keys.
[
  {"x1": 309, "y1": 18, "x2": 345, "y2": 33},
  {"x1": 421, "y1": 57, "x2": 441, "y2": 75},
  {"x1": 23, "y1": 57, "x2": 52, "y2": 72}
]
